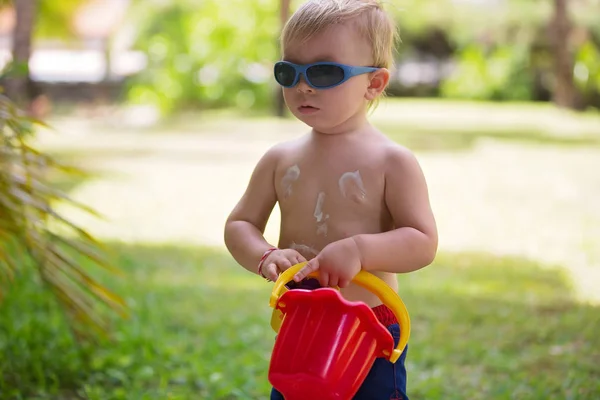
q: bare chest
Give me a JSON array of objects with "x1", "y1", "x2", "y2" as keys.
[{"x1": 274, "y1": 153, "x2": 389, "y2": 246}]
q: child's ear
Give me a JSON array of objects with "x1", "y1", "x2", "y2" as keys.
[{"x1": 365, "y1": 68, "x2": 390, "y2": 100}]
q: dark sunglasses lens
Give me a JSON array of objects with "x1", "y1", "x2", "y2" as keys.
[
  {"x1": 274, "y1": 63, "x2": 296, "y2": 86},
  {"x1": 307, "y1": 64, "x2": 345, "y2": 87}
]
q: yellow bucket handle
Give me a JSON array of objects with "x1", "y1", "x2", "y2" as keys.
[{"x1": 269, "y1": 262, "x2": 410, "y2": 363}]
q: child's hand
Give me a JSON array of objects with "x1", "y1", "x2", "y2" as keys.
[
  {"x1": 261, "y1": 249, "x2": 307, "y2": 281},
  {"x1": 293, "y1": 238, "x2": 362, "y2": 288}
]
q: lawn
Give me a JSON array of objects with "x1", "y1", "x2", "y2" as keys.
[
  {"x1": 2, "y1": 246, "x2": 599, "y2": 399},
  {"x1": 1, "y1": 99, "x2": 600, "y2": 399}
]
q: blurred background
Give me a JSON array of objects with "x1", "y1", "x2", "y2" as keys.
[{"x1": 1, "y1": 0, "x2": 599, "y2": 399}]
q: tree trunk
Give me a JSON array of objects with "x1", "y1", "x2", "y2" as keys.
[
  {"x1": 5, "y1": 0, "x2": 37, "y2": 106},
  {"x1": 551, "y1": 0, "x2": 577, "y2": 109},
  {"x1": 275, "y1": 0, "x2": 291, "y2": 117}
]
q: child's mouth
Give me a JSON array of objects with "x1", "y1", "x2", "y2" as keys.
[{"x1": 298, "y1": 105, "x2": 319, "y2": 114}]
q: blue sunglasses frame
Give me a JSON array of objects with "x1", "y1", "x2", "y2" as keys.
[{"x1": 274, "y1": 61, "x2": 379, "y2": 89}]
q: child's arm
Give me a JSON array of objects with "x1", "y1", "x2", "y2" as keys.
[
  {"x1": 224, "y1": 147, "x2": 280, "y2": 273},
  {"x1": 224, "y1": 146, "x2": 306, "y2": 279},
  {"x1": 354, "y1": 145, "x2": 438, "y2": 273}
]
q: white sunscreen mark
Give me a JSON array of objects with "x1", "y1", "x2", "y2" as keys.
[
  {"x1": 290, "y1": 243, "x2": 319, "y2": 257},
  {"x1": 313, "y1": 192, "x2": 326, "y2": 222},
  {"x1": 281, "y1": 164, "x2": 300, "y2": 198},
  {"x1": 313, "y1": 192, "x2": 329, "y2": 236},
  {"x1": 317, "y1": 222, "x2": 328, "y2": 236},
  {"x1": 339, "y1": 170, "x2": 367, "y2": 201}
]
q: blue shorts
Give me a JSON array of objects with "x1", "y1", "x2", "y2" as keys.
[{"x1": 269, "y1": 323, "x2": 409, "y2": 400}]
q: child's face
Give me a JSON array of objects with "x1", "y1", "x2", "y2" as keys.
[{"x1": 282, "y1": 22, "x2": 379, "y2": 133}]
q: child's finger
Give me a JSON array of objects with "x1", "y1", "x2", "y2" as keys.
[
  {"x1": 318, "y1": 271, "x2": 329, "y2": 288},
  {"x1": 278, "y1": 258, "x2": 292, "y2": 270},
  {"x1": 338, "y1": 278, "x2": 351, "y2": 288},
  {"x1": 287, "y1": 250, "x2": 306, "y2": 265},
  {"x1": 328, "y1": 276, "x2": 339, "y2": 289},
  {"x1": 293, "y1": 258, "x2": 319, "y2": 282},
  {"x1": 291, "y1": 255, "x2": 305, "y2": 265},
  {"x1": 265, "y1": 263, "x2": 278, "y2": 281}
]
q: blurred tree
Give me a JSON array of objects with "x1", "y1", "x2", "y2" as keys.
[
  {"x1": 575, "y1": 37, "x2": 600, "y2": 106},
  {"x1": 3, "y1": 0, "x2": 37, "y2": 105},
  {"x1": 36, "y1": 0, "x2": 85, "y2": 39},
  {"x1": 125, "y1": 0, "x2": 279, "y2": 114},
  {"x1": 0, "y1": 92, "x2": 126, "y2": 340},
  {"x1": 120, "y1": 0, "x2": 599, "y2": 111},
  {"x1": 1, "y1": 1, "x2": 124, "y2": 334},
  {"x1": 2, "y1": 0, "x2": 86, "y2": 106},
  {"x1": 275, "y1": 0, "x2": 291, "y2": 117},
  {"x1": 550, "y1": 0, "x2": 578, "y2": 108},
  {"x1": 392, "y1": 0, "x2": 599, "y2": 109}
]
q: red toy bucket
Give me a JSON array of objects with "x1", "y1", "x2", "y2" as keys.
[
  {"x1": 270, "y1": 288, "x2": 394, "y2": 400},
  {"x1": 267, "y1": 264, "x2": 411, "y2": 400}
]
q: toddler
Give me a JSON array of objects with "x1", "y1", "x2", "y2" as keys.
[{"x1": 225, "y1": 1, "x2": 438, "y2": 398}]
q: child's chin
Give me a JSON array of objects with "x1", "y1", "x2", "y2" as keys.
[
  {"x1": 293, "y1": 111, "x2": 329, "y2": 128},
  {"x1": 294, "y1": 112, "x2": 320, "y2": 126}
]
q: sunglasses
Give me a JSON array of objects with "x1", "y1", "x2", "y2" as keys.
[{"x1": 274, "y1": 61, "x2": 379, "y2": 89}]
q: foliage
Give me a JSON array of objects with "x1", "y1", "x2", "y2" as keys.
[
  {"x1": 575, "y1": 39, "x2": 600, "y2": 96},
  {"x1": 0, "y1": 0, "x2": 85, "y2": 39},
  {"x1": 1, "y1": 244, "x2": 599, "y2": 399},
  {"x1": 389, "y1": 0, "x2": 600, "y2": 48},
  {"x1": 1, "y1": 102, "x2": 599, "y2": 397},
  {"x1": 35, "y1": 0, "x2": 86, "y2": 39},
  {"x1": 0, "y1": 92, "x2": 126, "y2": 339},
  {"x1": 125, "y1": 0, "x2": 280, "y2": 114},
  {"x1": 391, "y1": 0, "x2": 600, "y2": 106},
  {"x1": 120, "y1": 0, "x2": 600, "y2": 110},
  {"x1": 440, "y1": 44, "x2": 533, "y2": 101}
]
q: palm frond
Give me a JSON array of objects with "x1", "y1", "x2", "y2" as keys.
[{"x1": 0, "y1": 92, "x2": 127, "y2": 340}]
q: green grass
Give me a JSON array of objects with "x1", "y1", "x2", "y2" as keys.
[
  {"x1": 1, "y1": 245, "x2": 599, "y2": 399},
  {"x1": 371, "y1": 99, "x2": 600, "y2": 151},
  {"x1": 41, "y1": 99, "x2": 600, "y2": 154},
  {"x1": 376, "y1": 122, "x2": 600, "y2": 151},
  {"x1": 4, "y1": 100, "x2": 599, "y2": 399}
]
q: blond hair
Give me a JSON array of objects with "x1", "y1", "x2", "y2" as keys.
[{"x1": 281, "y1": 0, "x2": 398, "y2": 69}]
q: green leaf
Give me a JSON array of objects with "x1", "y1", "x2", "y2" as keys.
[{"x1": 1, "y1": 86, "x2": 126, "y2": 342}]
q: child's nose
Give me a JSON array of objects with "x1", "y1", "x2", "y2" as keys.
[{"x1": 296, "y1": 74, "x2": 314, "y2": 93}]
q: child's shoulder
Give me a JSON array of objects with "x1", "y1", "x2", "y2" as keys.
[
  {"x1": 375, "y1": 135, "x2": 423, "y2": 175},
  {"x1": 255, "y1": 135, "x2": 308, "y2": 171},
  {"x1": 261, "y1": 134, "x2": 308, "y2": 160},
  {"x1": 371, "y1": 131, "x2": 419, "y2": 161}
]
